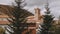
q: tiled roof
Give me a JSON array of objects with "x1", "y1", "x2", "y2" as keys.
[
  {"x1": 0, "y1": 5, "x2": 34, "y2": 18},
  {"x1": 0, "y1": 5, "x2": 33, "y2": 24}
]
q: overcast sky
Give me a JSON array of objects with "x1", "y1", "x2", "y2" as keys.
[{"x1": 0, "y1": 0, "x2": 60, "y2": 18}]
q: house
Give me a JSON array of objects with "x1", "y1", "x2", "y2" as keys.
[
  {"x1": 0, "y1": 5, "x2": 43, "y2": 34},
  {"x1": 26, "y1": 8, "x2": 43, "y2": 34},
  {"x1": 27, "y1": 8, "x2": 43, "y2": 28}
]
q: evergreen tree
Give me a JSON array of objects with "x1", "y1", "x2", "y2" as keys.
[
  {"x1": 4, "y1": 0, "x2": 33, "y2": 34},
  {"x1": 41, "y1": 2, "x2": 54, "y2": 34}
]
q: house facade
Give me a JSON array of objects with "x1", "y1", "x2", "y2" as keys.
[{"x1": 26, "y1": 8, "x2": 43, "y2": 34}]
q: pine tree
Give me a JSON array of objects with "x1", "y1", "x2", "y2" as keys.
[
  {"x1": 4, "y1": 0, "x2": 33, "y2": 34},
  {"x1": 41, "y1": 2, "x2": 54, "y2": 34}
]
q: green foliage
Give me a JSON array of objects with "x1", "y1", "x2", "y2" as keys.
[
  {"x1": 41, "y1": 3, "x2": 54, "y2": 34},
  {"x1": 5, "y1": 0, "x2": 33, "y2": 34}
]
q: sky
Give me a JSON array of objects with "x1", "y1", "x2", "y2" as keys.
[{"x1": 0, "y1": 0, "x2": 60, "y2": 18}]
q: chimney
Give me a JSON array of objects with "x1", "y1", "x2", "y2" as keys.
[{"x1": 34, "y1": 8, "x2": 41, "y2": 21}]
